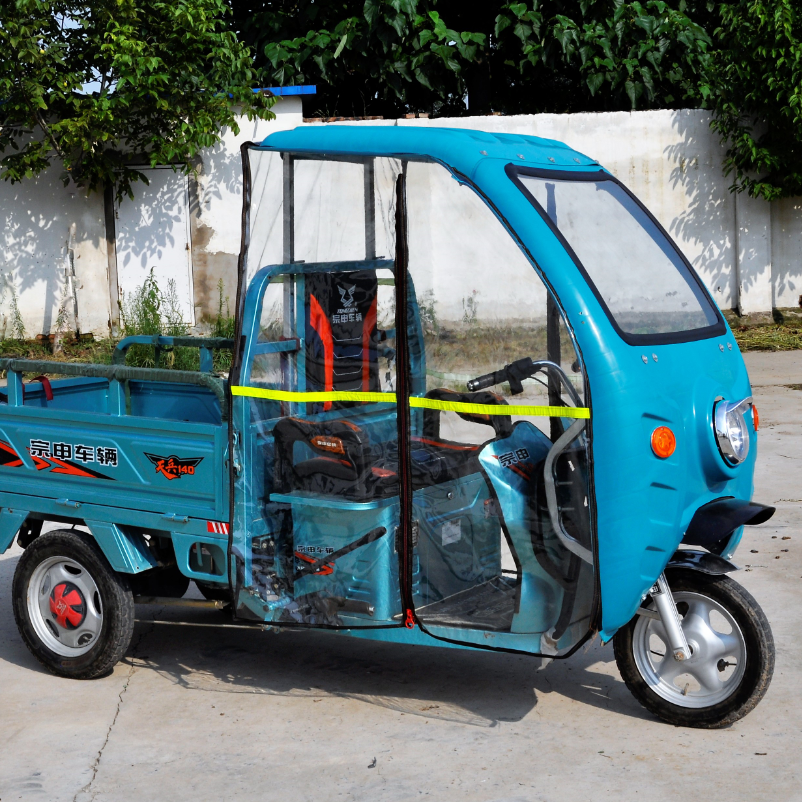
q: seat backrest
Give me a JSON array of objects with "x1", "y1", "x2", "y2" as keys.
[{"x1": 305, "y1": 270, "x2": 380, "y2": 411}]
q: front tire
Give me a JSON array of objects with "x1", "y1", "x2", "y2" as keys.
[
  {"x1": 12, "y1": 530, "x2": 135, "y2": 679},
  {"x1": 614, "y1": 568, "x2": 774, "y2": 728}
]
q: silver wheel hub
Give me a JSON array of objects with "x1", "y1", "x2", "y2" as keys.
[
  {"x1": 27, "y1": 556, "x2": 103, "y2": 657},
  {"x1": 633, "y1": 591, "x2": 747, "y2": 708}
]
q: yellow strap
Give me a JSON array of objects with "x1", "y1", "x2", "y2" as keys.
[
  {"x1": 231, "y1": 386, "x2": 590, "y2": 419},
  {"x1": 409, "y1": 396, "x2": 590, "y2": 419},
  {"x1": 231, "y1": 387, "x2": 395, "y2": 404}
]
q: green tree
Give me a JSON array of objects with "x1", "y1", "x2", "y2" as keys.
[
  {"x1": 710, "y1": 0, "x2": 802, "y2": 200},
  {"x1": 492, "y1": 0, "x2": 713, "y2": 113},
  {"x1": 0, "y1": 0, "x2": 275, "y2": 198},
  {"x1": 232, "y1": 0, "x2": 713, "y2": 117},
  {"x1": 233, "y1": 0, "x2": 486, "y2": 118}
]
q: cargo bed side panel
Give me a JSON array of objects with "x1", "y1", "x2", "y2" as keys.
[{"x1": 0, "y1": 406, "x2": 227, "y2": 521}]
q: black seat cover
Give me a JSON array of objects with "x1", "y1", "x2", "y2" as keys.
[{"x1": 306, "y1": 270, "x2": 380, "y2": 413}]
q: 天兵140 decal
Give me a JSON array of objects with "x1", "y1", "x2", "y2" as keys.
[{"x1": 145, "y1": 453, "x2": 204, "y2": 481}]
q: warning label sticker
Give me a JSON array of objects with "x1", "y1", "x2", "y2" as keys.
[{"x1": 441, "y1": 519, "x2": 462, "y2": 546}]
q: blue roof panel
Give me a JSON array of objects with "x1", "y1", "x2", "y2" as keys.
[{"x1": 257, "y1": 124, "x2": 597, "y2": 180}]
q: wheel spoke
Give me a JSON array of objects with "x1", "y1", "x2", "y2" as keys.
[
  {"x1": 58, "y1": 627, "x2": 82, "y2": 649},
  {"x1": 655, "y1": 654, "x2": 686, "y2": 686},
  {"x1": 81, "y1": 604, "x2": 102, "y2": 638},
  {"x1": 682, "y1": 597, "x2": 710, "y2": 626},
  {"x1": 688, "y1": 660, "x2": 724, "y2": 694},
  {"x1": 70, "y1": 571, "x2": 98, "y2": 603},
  {"x1": 51, "y1": 562, "x2": 81, "y2": 586},
  {"x1": 714, "y1": 631, "x2": 742, "y2": 659}
]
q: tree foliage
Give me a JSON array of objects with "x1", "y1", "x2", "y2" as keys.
[
  {"x1": 3, "y1": 0, "x2": 801, "y2": 202},
  {"x1": 710, "y1": 0, "x2": 802, "y2": 200},
  {"x1": 494, "y1": 0, "x2": 712, "y2": 112},
  {"x1": 232, "y1": 0, "x2": 487, "y2": 117},
  {"x1": 233, "y1": 0, "x2": 712, "y2": 117},
  {"x1": 0, "y1": 0, "x2": 275, "y2": 198}
]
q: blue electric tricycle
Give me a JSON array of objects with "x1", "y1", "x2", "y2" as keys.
[{"x1": 4, "y1": 126, "x2": 775, "y2": 728}]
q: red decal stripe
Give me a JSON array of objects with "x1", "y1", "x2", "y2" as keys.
[
  {"x1": 309, "y1": 294, "x2": 334, "y2": 411},
  {"x1": 294, "y1": 551, "x2": 334, "y2": 575},
  {"x1": 362, "y1": 295, "x2": 378, "y2": 391}
]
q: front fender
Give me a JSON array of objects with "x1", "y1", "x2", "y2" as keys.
[
  {"x1": 683, "y1": 497, "x2": 775, "y2": 550},
  {"x1": 667, "y1": 548, "x2": 739, "y2": 576}
]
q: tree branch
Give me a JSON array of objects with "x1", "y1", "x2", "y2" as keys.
[{"x1": 32, "y1": 108, "x2": 66, "y2": 159}]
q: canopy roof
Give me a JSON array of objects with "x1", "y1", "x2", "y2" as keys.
[{"x1": 258, "y1": 125, "x2": 598, "y2": 181}]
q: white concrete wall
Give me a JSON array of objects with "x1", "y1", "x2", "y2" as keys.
[
  {"x1": 771, "y1": 196, "x2": 802, "y2": 309},
  {"x1": 0, "y1": 161, "x2": 110, "y2": 337},
  {"x1": 0, "y1": 106, "x2": 798, "y2": 338},
  {"x1": 0, "y1": 96, "x2": 306, "y2": 338}
]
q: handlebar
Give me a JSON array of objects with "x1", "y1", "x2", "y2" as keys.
[
  {"x1": 467, "y1": 357, "x2": 581, "y2": 407},
  {"x1": 467, "y1": 357, "x2": 535, "y2": 394}
]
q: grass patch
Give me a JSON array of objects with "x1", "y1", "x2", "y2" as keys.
[
  {"x1": 0, "y1": 274, "x2": 235, "y2": 375},
  {"x1": 723, "y1": 308, "x2": 802, "y2": 352},
  {"x1": 733, "y1": 326, "x2": 802, "y2": 352},
  {"x1": 0, "y1": 335, "x2": 115, "y2": 364}
]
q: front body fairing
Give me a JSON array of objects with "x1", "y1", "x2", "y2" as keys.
[{"x1": 254, "y1": 126, "x2": 757, "y2": 640}]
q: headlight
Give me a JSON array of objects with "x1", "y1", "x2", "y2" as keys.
[{"x1": 713, "y1": 397, "x2": 753, "y2": 465}]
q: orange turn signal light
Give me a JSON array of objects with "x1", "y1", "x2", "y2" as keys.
[
  {"x1": 752, "y1": 404, "x2": 760, "y2": 431},
  {"x1": 651, "y1": 426, "x2": 676, "y2": 459}
]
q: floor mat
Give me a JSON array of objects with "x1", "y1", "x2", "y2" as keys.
[{"x1": 414, "y1": 575, "x2": 519, "y2": 631}]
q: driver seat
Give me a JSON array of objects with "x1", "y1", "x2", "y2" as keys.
[{"x1": 272, "y1": 388, "x2": 512, "y2": 501}]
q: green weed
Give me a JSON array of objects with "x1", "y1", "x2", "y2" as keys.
[
  {"x1": 211, "y1": 279, "x2": 235, "y2": 372},
  {"x1": 120, "y1": 269, "x2": 195, "y2": 370}
]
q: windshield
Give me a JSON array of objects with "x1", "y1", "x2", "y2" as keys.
[{"x1": 516, "y1": 173, "x2": 721, "y2": 340}]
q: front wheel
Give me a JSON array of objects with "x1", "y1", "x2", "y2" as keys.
[
  {"x1": 12, "y1": 530, "x2": 135, "y2": 679},
  {"x1": 614, "y1": 568, "x2": 774, "y2": 728}
]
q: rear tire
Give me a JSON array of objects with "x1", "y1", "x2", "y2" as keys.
[
  {"x1": 614, "y1": 568, "x2": 774, "y2": 728},
  {"x1": 12, "y1": 530, "x2": 135, "y2": 679}
]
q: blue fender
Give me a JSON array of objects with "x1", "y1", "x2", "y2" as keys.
[
  {"x1": 0, "y1": 508, "x2": 30, "y2": 552},
  {"x1": 84, "y1": 520, "x2": 158, "y2": 573}
]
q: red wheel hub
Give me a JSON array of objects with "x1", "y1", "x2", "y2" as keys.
[{"x1": 49, "y1": 582, "x2": 86, "y2": 630}]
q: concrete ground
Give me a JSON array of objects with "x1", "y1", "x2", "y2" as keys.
[{"x1": 1, "y1": 352, "x2": 801, "y2": 802}]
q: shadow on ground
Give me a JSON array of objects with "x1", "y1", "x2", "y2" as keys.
[
  {"x1": 123, "y1": 604, "x2": 651, "y2": 728},
  {"x1": 0, "y1": 548, "x2": 652, "y2": 729}
]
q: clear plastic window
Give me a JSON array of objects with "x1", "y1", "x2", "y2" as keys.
[
  {"x1": 405, "y1": 162, "x2": 595, "y2": 654},
  {"x1": 517, "y1": 175, "x2": 719, "y2": 337}
]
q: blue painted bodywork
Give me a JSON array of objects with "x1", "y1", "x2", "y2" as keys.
[
  {"x1": 252, "y1": 126, "x2": 758, "y2": 642},
  {"x1": 0, "y1": 126, "x2": 759, "y2": 652},
  {"x1": 0, "y1": 369, "x2": 230, "y2": 583}
]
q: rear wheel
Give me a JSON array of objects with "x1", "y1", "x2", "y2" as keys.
[
  {"x1": 12, "y1": 530, "x2": 135, "y2": 679},
  {"x1": 614, "y1": 568, "x2": 774, "y2": 728}
]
